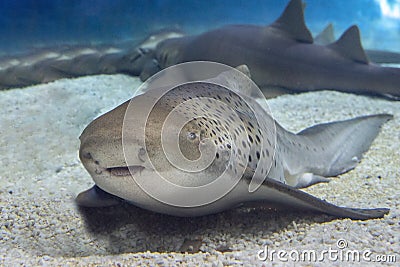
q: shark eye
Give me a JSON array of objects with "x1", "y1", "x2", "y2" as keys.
[{"x1": 187, "y1": 132, "x2": 197, "y2": 140}]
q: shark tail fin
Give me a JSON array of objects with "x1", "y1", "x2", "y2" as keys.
[{"x1": 296, "y1": 114, "x2": 392, "y2": 177}]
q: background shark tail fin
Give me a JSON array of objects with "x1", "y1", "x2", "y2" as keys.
[{"x1": 295, "y1": 114, "x2": 392, "y2": 177}]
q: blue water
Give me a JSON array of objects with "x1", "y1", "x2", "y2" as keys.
[{"x1": 0, "y1": 0, "x2": 399, "y2": 55}]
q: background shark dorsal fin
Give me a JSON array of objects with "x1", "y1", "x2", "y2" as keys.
[
  {"x1": 328, "y1": 25, "x2": 369, "y2": 64},
  {"x1": 315, "y1": 23, "x2": 335, "y2": 45},
  {"x1": 271, "y1": 0, "x2": 313, "y2": 43}
]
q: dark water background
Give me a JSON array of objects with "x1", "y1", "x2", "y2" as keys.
[{"x1": 0, "y1": 0, "x2": 399, "y2": 56}]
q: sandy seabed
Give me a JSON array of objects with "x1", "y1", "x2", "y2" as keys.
[{"x1": 0, "y1": 74, "x2": 399, "y2": 266}]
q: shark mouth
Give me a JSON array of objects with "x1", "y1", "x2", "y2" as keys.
[{"x1": 107, "y1": 166, "x2": 145, "y2": 177}]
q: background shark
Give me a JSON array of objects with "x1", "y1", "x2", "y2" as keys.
[
  {"x1": 0, "y1": 0, "x2": 399, "y2": 101},
  {"x1": 146, "y1": 0, "x2": 400, "y2": 99}
]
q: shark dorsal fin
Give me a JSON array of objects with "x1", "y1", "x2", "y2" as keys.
[
  {"x1": 328, "y1": 25, "x2": 369, "y2": 64},
  {"x1": 315, "y1": 23, "x2": 335, "y2": 45},
  {"x1": 271, "y1": 0, "x2": 313, "y2": 43},
  {"x1": 234, "y1": 64, "x2": 251, "y2": 78},
  {"x1": 206, "y1": 65, "x2": 257, "y2": 98}
]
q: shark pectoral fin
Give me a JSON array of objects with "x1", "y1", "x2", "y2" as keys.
[
  {"x1": 76, "y1": 185, "x2": 122, "y2": 207},
  {"x1": 294, "y1": 173, "x2": 330, "y2": 188},
  {"x1": 255, "y1": 178, "x2": 389, "y2": 220}
]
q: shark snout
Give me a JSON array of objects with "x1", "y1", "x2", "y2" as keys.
[
  {"x1": 78, "y1": 142, "x2": 106, "y2": 177},
  {"x1": 79, "y1": 128, "x2": 151, "y2": 177},
  {"x1": 78, "y1": 99, "x2": 146, "y2": 171},
  {"x1": 78, "y1": 97, "x2": 160, "y2": 201},
  {"x1": 80, "y1": 142, "x2": 151, "y2": 187}
]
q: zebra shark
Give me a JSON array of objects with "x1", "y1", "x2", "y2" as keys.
[{"x1": 76, "y1": 64, "x2": 391, "y2": 220}]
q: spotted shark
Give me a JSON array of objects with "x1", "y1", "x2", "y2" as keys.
[
  {"x1": 141, "y1": 0, "x2": 400, "y2": 99},
  {"x1": 76, "y1": 65, "x2": 391, "y2": 220}
]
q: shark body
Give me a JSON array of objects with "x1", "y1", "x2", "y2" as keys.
[{"x1": 76, "y1": 65, "x2": 391, "y2": 220}]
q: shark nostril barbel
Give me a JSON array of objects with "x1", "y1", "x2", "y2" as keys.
[{"x1": 82, "y1": 152, "x2": 92, "y2": 159}]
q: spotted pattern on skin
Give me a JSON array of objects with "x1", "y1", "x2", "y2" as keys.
[{"x1": 144, "y1": 81, "x2": 278, "y2": 185}]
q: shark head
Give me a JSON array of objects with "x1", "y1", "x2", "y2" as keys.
[
  {"x1": 77, "y1": 64, "x2": 277, "y2": 210},
  {"x1": 78, "y1": 91, "x2": 163, "y2": 208}
]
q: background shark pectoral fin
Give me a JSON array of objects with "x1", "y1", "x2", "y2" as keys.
[
  {"x1": 260, "y1": 85, "x2": 296, "y2": 99},
  {"x1": 140, "y1": 59, "x2": 161, "y2": 81},
  {"x1": 76, "y1": 185, "x2": 122, "y2": 207}
]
